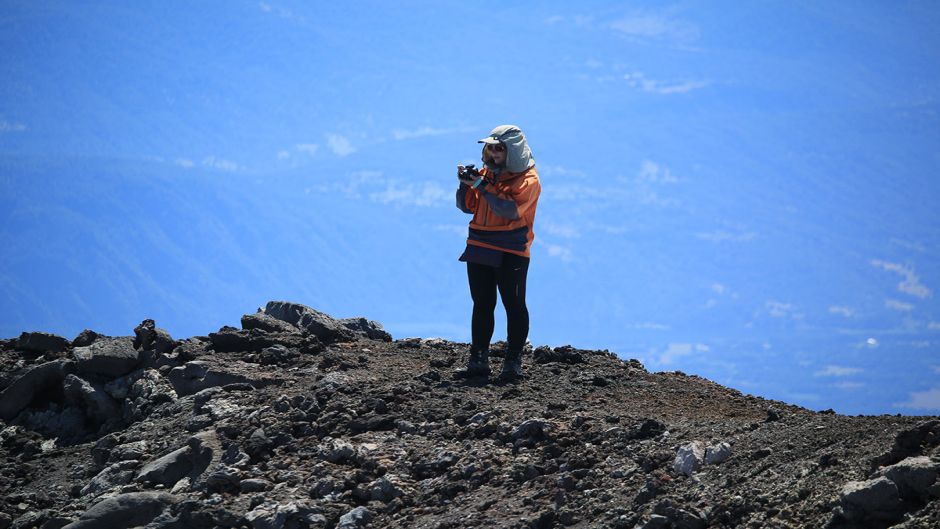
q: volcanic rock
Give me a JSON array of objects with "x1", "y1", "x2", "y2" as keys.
[
  {"x1": 2, "y1": 302, "x2": 939, "y2": 529},
  {"x1": 60, "y1": 492, "x2": 178, "y2": 529},
  {"x1": 263, "y1": 301, "x2": 356, "y2": 343},
  {"x1": 674, "y1": 441, "x2": 705, "y2": 476},
  {"x1": 71, "y1": 337, "x2": 140, "y2": 377},
  {"x1": 16, "y1": 331, "x2": 70, "y2": 354},
  {"x1": 132, "y1": 319, "x2": 177, "y2": 355},
  {"x1": 0, "y1": 359, "x2": 74, "y2": 421}
]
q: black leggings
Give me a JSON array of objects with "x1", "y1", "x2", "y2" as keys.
[{"x1": 467, "y1": 252, "x2": 530, "y2": 353}]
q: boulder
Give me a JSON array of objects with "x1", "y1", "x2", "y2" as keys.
[
  {"x1": 241, "y1": 312, "x2": 299, "y2": 334},
  {"x1": 840, "y1": 476, "x2": 903, "y2": 522},
  {"x1": 674, "y1": 441, "x2": 706, "y2": 476},
  {"x1": 16, "y1": 331, "x2": 70, "y2": 353},
  {"x1": 72, "y1": 337, "x2": 140, "y2": 377},
  {"x1": 338, "y1": 317, "x2": 392, "y2": 341},
  {"x1": 81, "y1": 460, "x2": 139, "y2": 498},
  {"x1": 167, "y1": 360, "x2": 281, "y2": 396},
  {"x1": 0, "y1": 359, "x2": 74, "y2": 421},
  {"x1": 880, "y1": 456, "x2": 940, "y2": 502},
  {"x1": 122, "y1": 369, "x2": 177, "y2": 422},
  {"x1": 132, "y1": 319, "x2": 177, "y2": 355},
  {"x1": 60, "y1": 492, "x2": 177, "y2": 529},
  {"x1": 62, "y1": 374, "x2": 120, "y2": 424},
  {"x1": 136, "y1": 430, "x2": 217, "y2": 488},
  {"x1": 71, "y1": 329, "x2": 103, "y2": 348},
  {"x1": 263, "y1": 301, "x2": 355, "y2": 343}
]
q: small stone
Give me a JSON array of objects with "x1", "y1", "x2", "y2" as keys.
[
  {"x1": 240, "y1": 478, "x2": 274, "y2": 493},
  {"x1": 336, "y1": 506, "x2": 372, "y2": 529}
]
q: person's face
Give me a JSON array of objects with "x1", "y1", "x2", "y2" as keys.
[{"x1": 487, "y1": 143, "x2": 507, "y2": 165}]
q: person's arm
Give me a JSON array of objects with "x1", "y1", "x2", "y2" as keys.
[{"x1": 456, "y1": 183, "x2": 475, "y2": 214}]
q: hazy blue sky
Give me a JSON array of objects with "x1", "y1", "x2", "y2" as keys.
[{"x1": 2, "y1": 1, "x2": 939, "y2": 415}]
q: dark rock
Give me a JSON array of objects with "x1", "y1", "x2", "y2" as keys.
[
  {"x1": 71, "y1": 330, "x2": 103, "y2": 348},
  {"x1": 873, "y1": 420, "x2": 940, "y2": 469},
  {"x1": 17, "y1": 332, "x2": 70, "y2": 354},
  {"x1": 245, "y1": 428, "x2": 275, "y2": 460},
  {"x1": 208, "y1": 326, "x2": 321, "y2": 356},
  {"x1": 533, "y1": 345, "x2": 585, "y2": 364},
  {"x1": 132, "y1": 319, "x2": 177, "y2": 355},
  {"x1": 60, "y1": 492, "x2": 178, "y2": 529},
  {"x1": 263, "y1": 301, "x2": 355, "y2": 344},
  {"x1": 239, "y1": 478, "x2": 273, "y2": 492},
  {"x1": 71, "y1": 337, "x2": 140, "y2": 377},
  {"x1": 632, "y1": 418, "x2": 667, "y2": 439},
  {"x1": 338, "y1": 317, "x2": 392, "y2": 341},
  {"x1": 0, "y1": 359, "x2": 74, "y2": 421}
]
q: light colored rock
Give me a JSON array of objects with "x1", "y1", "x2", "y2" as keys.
[
  {"x1": 881, "y1": 456, "x2": 940, "y2": 502},
  {"x1": 840, "y1": 477, "x2": 902, "y2": 521},
  {"x1": 63, "y1": 374, "x2": 120, "y2": 424},
  {"x1": 674, "y1": 441, "x2": 706, "y2": 476},
  {"x1": 263, "y1": 301, "x2": 355, "y2": 343},
  {"x1": 320, "y1": 438, "x2": 356, "y2": 463},
  {"x1": 337, "y1": 506, "x2": 372, "y2": 529},
  {"x1": 136, "y1": 431, "x2": 217, "y2": 488},
  {"x1": 81, "y1": 460, "x2": 139, "y2": 498},
  {"x1": 705, "y1": 442, "x2": 732, "y2": 465},
  {"x1": 240, "y1": 478, "x2": 274, "y2": 492}
]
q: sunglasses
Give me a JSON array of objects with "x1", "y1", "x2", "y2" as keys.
[{"x1": 487, "y1": 143, "x2": 506, "y2": 153}]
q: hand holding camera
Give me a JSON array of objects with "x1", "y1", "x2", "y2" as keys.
[{"x1": 457, "y1": 164, "x2": 485, "y2": 188}]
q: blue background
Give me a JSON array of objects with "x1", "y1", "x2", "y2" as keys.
[{"x1": 2, "y1": 1, "x2": 939, "y2": 415}]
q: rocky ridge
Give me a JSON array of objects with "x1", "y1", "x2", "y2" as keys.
[{"x1": 1, "y1": 301, "x2": 938, "y2": 529}]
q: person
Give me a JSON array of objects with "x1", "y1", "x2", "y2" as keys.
[{"x1": 454, "y1": 125, "x2": 541, "y2": 381}]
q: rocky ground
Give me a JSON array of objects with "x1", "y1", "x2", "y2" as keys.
[{"x1": 1, "y1": 301, "x2": 938, "y2": 529}]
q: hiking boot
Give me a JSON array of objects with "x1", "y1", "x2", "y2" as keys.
[
  {"x1": 498, "y1": 348, "x2": 523, "y2": 381},
  {"x1": 454, "y1": 345, "x2": 490, "y2": 378}
]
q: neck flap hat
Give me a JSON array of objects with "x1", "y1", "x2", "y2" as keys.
[{"x1": 479, "y1": 124, "x2": 535, "y2": 174}]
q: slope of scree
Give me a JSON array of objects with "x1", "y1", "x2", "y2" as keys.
[{"x1": 1, "y1": 301, "x2": 938, "y2": 529}]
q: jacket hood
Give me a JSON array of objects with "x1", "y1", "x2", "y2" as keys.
[{"x1": 479, "y1": 124, "x2": 535, "y2": 174}]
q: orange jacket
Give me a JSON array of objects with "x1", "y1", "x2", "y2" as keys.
[{"x1": 458, "y1": 166, "x2": 541, "y2": 258}]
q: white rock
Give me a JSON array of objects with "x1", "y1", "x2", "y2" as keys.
[
  {"x1": 673, "y1": 441, "x2": 706, "y2": 476},
  {"x1": 705, "y1": 442, "x2": 732, "y2": 464}
]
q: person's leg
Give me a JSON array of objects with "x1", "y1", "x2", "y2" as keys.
[
  {"x1": 496, "y1": 253, "x2": 530, "y2": 379},
  {"x1": 468, "y1": 262, "x2": 498, "y2": 350}
]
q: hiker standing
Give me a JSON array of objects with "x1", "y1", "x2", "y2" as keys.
[{"x1": 454, "y1": 125, "x2": 541, "y2": 381}]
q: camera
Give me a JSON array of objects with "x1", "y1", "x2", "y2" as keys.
[{"x1": 458, "y1": 164, "x2": 481, "y2": 180}]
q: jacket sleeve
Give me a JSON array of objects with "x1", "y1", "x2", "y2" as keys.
[
  {"x1": 455, "y1": 183, "x2": 476, "y2": 214},
  {"x1": 509, "y1": 174, "x2": 541, "y2": 218},
  {"x1": 480, "y1": 187, "x2": 520, "y2": 220}
]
